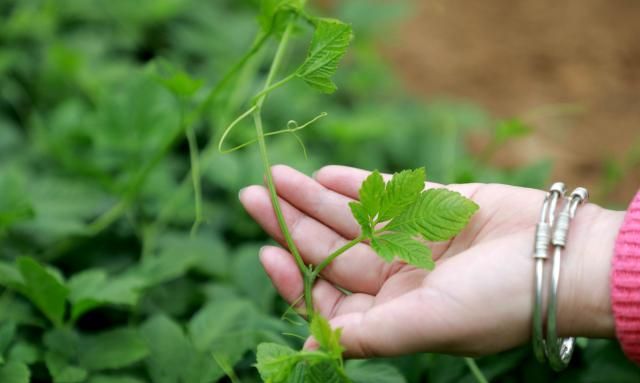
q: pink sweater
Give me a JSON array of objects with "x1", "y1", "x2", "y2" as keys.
[{"x1": 612, "y1": 191, "x2": 640, "y2": 363}]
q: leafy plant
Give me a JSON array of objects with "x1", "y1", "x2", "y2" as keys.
[
  {"x1": 217, "y1": 1, "x2": 478, "y2": 381},
  {"x1": 3, "y1": 0, "x2": 636, "y2": 382}
]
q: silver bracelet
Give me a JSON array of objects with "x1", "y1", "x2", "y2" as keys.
[
  {"x1": 532, "y1": 184, "x2": 588, "y2": 371},
  {"x1": 532, "y1": 182, "x2": 565, "y2": 363}
]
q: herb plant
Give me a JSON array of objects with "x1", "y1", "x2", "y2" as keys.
[
  {"x1": 4, "y1": 0, "x2": 634, "y2": 382},
  {"x1": 216, "y1": 1, "x2": 479, "y2": 381}
]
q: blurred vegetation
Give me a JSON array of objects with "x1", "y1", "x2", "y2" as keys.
[{"x1": 0, "y1": 0, "x2": 638, "y2": 382}]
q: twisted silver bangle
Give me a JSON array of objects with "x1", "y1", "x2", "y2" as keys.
[
  {"x1": 532, "y1": 183, "x2": 588, "y2": 370},
  {"x1": 532, "y1": 182, "x2": 565, "y2": 363},
  {"x1": 545, "y1": 187, "x2": 588, "y2": 371}
]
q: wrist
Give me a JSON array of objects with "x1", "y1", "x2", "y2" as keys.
[{"x1": 558, "y1": 204, "x2": 624, "y2": 338}]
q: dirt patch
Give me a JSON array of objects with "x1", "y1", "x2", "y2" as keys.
[{"x1": 386, "y1": 0, "x2": 640, "y2": 205}]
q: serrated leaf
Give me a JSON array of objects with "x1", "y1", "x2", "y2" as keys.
[
  {"x1": 0, "y1": 361, "x2": 30, "y2": 383},
  {"x1": 255, "y1": 343, "x2": 299, "y2": 383},
  {"x1": 370, "y1": 232, "x2": 434, "y2": 269},
  {"x1": 349, "y1": 202, "x2": 371, "y2": 237},
  {"x1": 78, "y1": 328, "x2": 148, "y2": 371},
  {"x1": 68, "y1": 269, "x2": 146, "y2": 320},
  {"x1": 309, "y1": 315, "x2": 343, "y2": 359},
  {"x1": 359, "y1": 170, "x2": 385, "y2": 219},
  {"x1": 377, "y1": 168, "x2": 425, "y2": 222},
  {"x1": 16, "y1": 257, "x2": 68, "y2": 327},
  {"x1": 386, "y1": 189, "x2": 478, "y2": 241},
  {"x1": 286, "y1": 362, "x2": 309, "y2": 383},
  {"x1": 345, "y1": 360, "x2": 406, "y2": 383},
  {"x1": 45, "y1": 352, "x2": 87, "y2": 383},
  {"x1": 307, "y1": 360, "x2": 350, "y2": 383},
  {"x1": 296, "y1": 18, "x2": 353, "y2": 94}
]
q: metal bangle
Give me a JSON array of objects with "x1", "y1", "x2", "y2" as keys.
[
  {"x1": 532, "y1": 182, "x2": 565, "y2": 363},
  {"x1": 545, "y1": 187, "x2": 588, "y2": 371}
]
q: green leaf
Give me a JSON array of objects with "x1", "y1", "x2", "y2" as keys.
[
  {"x1": 68, "y1": 269, "x2": 146, "y2": 320},
  {"x1": 231, "y1": 244, "x2": 277, "y2": 312},
  {"x1": 286, "y1": 362, "x2": 309, "y2": 383},
  {"x1": 358, "y1": 170, "x2": 385, "y2": 219},
  {"x1": 377, "y1": 168, "x2": 425, "y2": 222},
  {"x1": 307, "y1": 360, "x2": 349, "y2": 383},
  {"x1": 0, "y1": 170, "x2": 33, "y2": 230},
  {"x1": 345, "y1": 360, "x2": 407, "y2": 383},
  {"x1": 44, "y1": 328, "x2": 79, "y2": 361},
  {"x1": 255, "y1": 342, "x2": 299, "y2": 383},
  {"x1": 153, "y1": 59, "x2": 203, "y2": 98},
  {"x1": 0, "y1": 295, "x2": 44, "y2": 327},
  {"x1": 386, "y1": 189, "x2": 479, "y2": 241},
  {"x1": 45, "y1": 352, "x2": 87, "y2": 383},
  {"x1": 0, "y1": 321, "x2": 16, "y2": 355},
  {"x1": 7, "y1": 342, "x2": 39, "y2": 365},
  {"x1": 349, "y1": 202, "x2": 371, "y2": 237},
  {"x1": 0, "y1": 361, "x2": 30, "y2": 383},
  {"x1": 371, "y1": 232, "x2": 434, "y2": 269},
  {"x1": 140, "y1": 315, "x2": 223, "y2": 383},
  {"x1": 0, "y1": 262, "x2": 24, "y2": 290},
  {"x1": 187, "y1": 300, "x2": 256, "y2": 351},
  {"x1": 296, "y1": 18, "x2": 353, "y2": 94},
  {"x1": 16, "y1": 257, "x2": 68, "y2": 327},
  {"x1": 44, "y1": 327, "x2": 148, "y2": 373},
  {"x1": 20, "y1": 176, "x2": 110, "y2": 241},
  {"x1": 309, "y1": 315, "x2": 343, "y2": 359},
  {"x1": 78, "y1": 328, "x2": 148, "y2": 371},
  {"x1": 135, "y1": 232, "x2": 228, "y2": 287},
  {"x1": 88, "y1": 375, "x2": 146, "y2": 383}
]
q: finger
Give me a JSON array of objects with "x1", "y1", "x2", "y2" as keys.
[
  {"x1": 260, "y1": 246, "x2": 374, "y2": 317},
  {"x1": 240, "y1": 186, "x2": 389, "y2": 294},
  {"x1": 314, "y1": 165, "x2": 478, "y2": 199},
  {"x1": 271, "y1": 165, "x2": 361, "y2": 239}
]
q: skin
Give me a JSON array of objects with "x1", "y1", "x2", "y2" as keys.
[{"x1": 239, "y1": 164, "x2": 625, "y2": 358}]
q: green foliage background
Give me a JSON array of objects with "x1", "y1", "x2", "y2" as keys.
[{"x1": 0, "y1": 0, "x2": 638, "y2": 382}]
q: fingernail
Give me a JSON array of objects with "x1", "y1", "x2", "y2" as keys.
[{"x1": 238, "y1": 187, "x2": 248, "y2": 200}]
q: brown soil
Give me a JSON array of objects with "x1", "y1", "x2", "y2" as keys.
[{"x1": 385, "y1": 0, "x2": 640, "y2": 205}]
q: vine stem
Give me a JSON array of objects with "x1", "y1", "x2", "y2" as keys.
[
  {"x1": 311, "y1": 235, "x2": 364, "y2": 280},
  {"x1": 464, "y1": 357, "x2": 489, "y2": 383},
  {"x1": 251, "y1": 18, "x2": 313, "y2": 317},
  {"x1": 252, "y1": 73, "x2": 296, "y2": 102}
]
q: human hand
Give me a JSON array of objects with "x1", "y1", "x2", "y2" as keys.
[{"x1": 239, "y1": 165, "x2": 623, "y2": 357}]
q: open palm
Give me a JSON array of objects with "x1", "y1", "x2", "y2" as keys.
[{"x1": 239, "y1": 165, "x2": 616, "y2": 357}]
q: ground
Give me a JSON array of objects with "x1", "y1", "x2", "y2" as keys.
[{"x1": 385, "y1": 0, "x2": 640, "y2": 205}]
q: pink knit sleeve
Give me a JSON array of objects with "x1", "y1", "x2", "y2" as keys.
[{"x1": 611, "y1": 190, "x2": 640, "y2": 363}]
